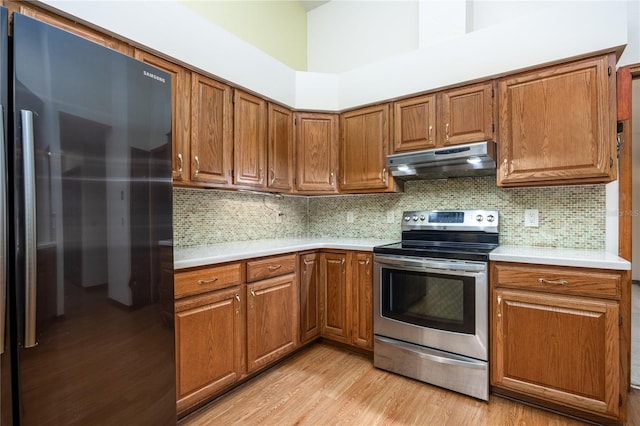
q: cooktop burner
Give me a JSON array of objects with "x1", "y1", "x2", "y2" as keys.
[{"x1": 374, "y1": 209, "x2": 500, "y2": 262}]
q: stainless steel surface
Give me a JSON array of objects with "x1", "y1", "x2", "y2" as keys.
[
  {"x1": 21, "y1": 110, "x2": 37, "y2": 349},
  {"x1": 0, "y1": 107, "x2": 5, "y2": 354},
  {"x1": 373, "y1": 255, "x2": 488, "y2": 361},
  {"x1": 374, "y1": 335, "x2": 488, "y2": 401},
  {"x1": 387, "y1": 141, "x2": 497, "y2": 180},
  {"x1": 373, "y1": 254, "x2": 487, "y2": 272},
  {"x1": 401, "y1": 209, "x2": 499, "y2": 233}
]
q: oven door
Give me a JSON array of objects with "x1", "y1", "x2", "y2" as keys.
[{"x1": 373, "y1": 254, "x2": 488, "y2": 361}]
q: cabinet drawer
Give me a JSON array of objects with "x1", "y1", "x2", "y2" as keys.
[
  {"x1": 492, "y1": 262, "x2": 621, "y2": 300},
  {"x1": 246, "y1": 254, "x2": 296, "y2": 282},
  {"x1": 175, "y1": 262, "x2": 243, "y2": 298}
]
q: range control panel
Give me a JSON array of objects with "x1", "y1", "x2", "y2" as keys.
[{"x1": 401, "y1": 210, "x2": 499, "y2": 233}]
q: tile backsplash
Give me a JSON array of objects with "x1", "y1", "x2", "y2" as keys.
[{"x1": 173, "y1": 177, "x2": 606, "y2": 250}]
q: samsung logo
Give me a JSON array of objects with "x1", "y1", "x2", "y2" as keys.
[{"x1": 143, "y1": 70, "x2": 166, "y2": 83}]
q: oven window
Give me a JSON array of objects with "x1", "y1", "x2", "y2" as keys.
[{"x1": 381, "y1": 268, "x2": 475, "y2": 334}]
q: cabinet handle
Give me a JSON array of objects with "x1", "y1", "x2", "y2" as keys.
[
  {"x1": 250, "y1": 288, "x2": 256, "y2": 297},
  {"x1": 445, "y1": 123, "x2": 450, "y2": 142},
  {"x1": 330, "y1": 172, "x2": 335, "y2": 186},
  {"x1": 497, "y1": 295, "x2": 502, "y2": 318},
  {"x1": 428, "y1": 125, "x2": 433, "y2": 143},
  {"x1": 177, "y1": 153, "x2": 183, "y2": 175},
  {"x1": 197, "y1": 277, "x2": 218, "y2": 285},
  {"x1": 249, "y1": 288, "x2": 256, "y2": 309},
  {"x1": 270, "y1": 168, "x2": 275, "y2": 185},
  {"x1": 381, "y1": 167, "x2": 387, "y2": 185},
  {"x1": 194, "y1": 155, "x2": 200, "y2": 177},
  {"x1": 366, "y1": 257, "x2": 370, "y2": 275},
  {"x1": 259, "y1": 168, "x2": 264, "y2": 184},
  {"x1": 267, "y1": 265, "x2": 282, "y2": 271},
  {"x1": 502, "y1": 158, "x2": 508, "y2": 178},
  {"x1": 538, "y1": 278, "x2": 568, "y2": 286},
  {"x1": 303, "y1": 259, "x2": 313, "y2": 265},
  {"x1": 235, "y1": 293, "x2": 240, "y2": 314}
]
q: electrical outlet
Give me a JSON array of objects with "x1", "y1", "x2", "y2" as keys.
[
  {"x1": 275, "y1": 212, "x2": 283, "y2": 223},
  {"x1": 386, "y1": 210, "x2": 395, "y2": 224},
  {"x1": 524, "y1": 209, "x2": 539, "y2": 227},
  {"x1": 347, "y1": 211, "x2": 354, "y2": 223}
]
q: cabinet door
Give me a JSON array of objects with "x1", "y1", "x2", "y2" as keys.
[
  {"x1": 498, "y1": 54, "x2": 616, "y2": 187},
  {"x1": 294, "y1": 112, "x2": 339, "y2": 193},
  {"x1": 246, "y1": 274, "x2": 297, "y2": 372},
  {"x1": 321, "y1": 252, "x2": 349, "y2": 343},
  {"x1": 268, "y1": 103, "x2": 294, "y2": 191},
  {"x1": 393, "y1": 93, "x2": 437, "y2": 152},
  {"x1": 492, "y1": 288, "x2": 620, "y2": 418},
  {"x1": 352, "y1": 252, "x2": 373, "y2": 350},
  {"x1": 441, "y1": 82, "x2": 495, "y2": 146},
  {"x1": 175, "y1": 287, "x2": 243, "y2": 413},
  {"x1": 190, "y1": 74, "x2": 233, "y2": 185},
  {"x1": 340, "y1": 104, "x2": 390, "y2": 192},
  {"x1": 234, "y1": 90, "x2": 267, "y2": 188},
  {"x1": 134, "y1": 49, "x2": 191, "y2": 182},
  {"x1": 299, "y1": 252, "x2": 321, "y2": 343}
]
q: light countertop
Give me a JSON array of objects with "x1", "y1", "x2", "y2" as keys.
[
  {"x1": 174, "y1": 238, "x2": 397, "y2": 270},
  {"x1": 489, "y1": 245, "x2": 631, "y2": 270}
]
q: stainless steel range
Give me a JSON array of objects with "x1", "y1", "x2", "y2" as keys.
[{"x1": 373, "y1": 209, "x2": 499, "y2": 401}]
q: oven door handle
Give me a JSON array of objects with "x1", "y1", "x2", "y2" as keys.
[
  {"x1": 374, "y1": 255, "x2": 486, "y2": 272},
  {"x1": 375, "y1": 336, "x2": 486, "y2": 369}
]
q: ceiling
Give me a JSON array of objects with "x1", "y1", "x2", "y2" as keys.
[{"x1": 299, "y1": 1, "x2": 330, "y2": 12}]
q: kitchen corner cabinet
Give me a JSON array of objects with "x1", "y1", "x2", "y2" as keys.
[
  {"x1": 393, "y1": 81, "x2": 495, "y2": 153},
  {"x1": 268, "y1": 103, "x2": 294, "y2": 191},
  {"x1": 294, "y1": 112, "x2": 339, "y2": 193},
  {"x1": 340, "y1": 104, "x2": 397, "y2": 193},
  {"x1": 234, "y1": 90, "x2": 267, "y2": 188},
  {"x1": 299, "y1": 252, "x2": 321, "y2": 343},
  {"x1": 491, "y1": 262, "x2": 627, "y2": 422},
  {"x1": 133, "y1": 49, "x2": 191, "y2": 182},
  {"x1": 190, "y1": 73, "x2": 234, "y2": 186},
  {"x1": 497, "y1": 54, "x2": 617, "y2": 187},
  {"x1": 320, "y1": 251, "x2": 374, "y2": 350},
  {"x1": 245, "y1": 254, "x2": 298, "y2": 373}
]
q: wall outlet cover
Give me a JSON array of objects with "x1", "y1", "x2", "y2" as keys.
[
  {"x1": 347, "y1": 211, "x2": 354, "y2": 223},
  {"x1": 524, "y1": 209, "x2": 539, "y2": 227},
  {"x1": 386, "y1": 210, "x2": 395, "y2": 223}
]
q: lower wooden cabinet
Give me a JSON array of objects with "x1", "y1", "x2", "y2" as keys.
[
  {"x1": 246, "y1": 273, "x2": 297, "y2": 372},
  {"x1": 320, "y1": 251, "x2": 374, "y2": 350},
  {"x1": 175, "y1": 286, "x2": 244, "y2": 413},
  {"x1": 299, "y1": 252, "x2": 321, "y2": 343},
  {"x1": 491, "y1": 262, "x2": 627, "y2": 423}
]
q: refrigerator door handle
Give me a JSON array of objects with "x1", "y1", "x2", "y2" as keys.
[
  {"x1": 21, "y1": 110, "x2": 37, "y2": 348},
  {"x1": 0, "y1": 106, "x2": 5, "y2": 354}
]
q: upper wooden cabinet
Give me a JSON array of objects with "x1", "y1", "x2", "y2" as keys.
[
  {"x1": 134, "y1": 50, "x2": 191, "y2": 182},
  {"x1": 393, "y1": 82, "x2": 495, "y2": 153},
  {"x1": 190, "y1": 73, "x2": 233, "y2": 186},
  {"x1": 339, "y1": 104, "x2": 394, "y2": 193},
  {"x1": 267, "y1": 104, "x2": 294, "y2": 191},
  {"x1": 294, "y1": 112, "x2": 339, "y2": 193},
  {"x1": 497, "y1": 54, "x2": 617, "y2": 187},
  {"x1": 234, "y1": 90, "x2": 267, "y2": 188}
]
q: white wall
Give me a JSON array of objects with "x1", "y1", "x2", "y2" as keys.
[{"x1": 39, "y1": 0, "x2": 632, "y2": 111}]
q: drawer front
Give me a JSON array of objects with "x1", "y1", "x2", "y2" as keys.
[
  {"x1": 175, "y1": 262, "x2": 243, "y2": 298},
  {"x1": 493, "y1": 263, "x2": 621, "y2": 300},
  {"x1": 246, "y1": 254, "x2": 296, "y2": 282}
]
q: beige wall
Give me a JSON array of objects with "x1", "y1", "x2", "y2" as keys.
[{"x1": 179, "y1": 0, "x2": 308, "y2": 71}]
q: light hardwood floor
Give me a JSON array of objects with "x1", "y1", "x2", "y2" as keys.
[{"x1": 181, "y1": 342, "x2": 640, "y2": 425}]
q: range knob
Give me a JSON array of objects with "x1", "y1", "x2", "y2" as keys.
[
  {"x1": 420, "y1": 215, "x2": 426, "y2": 221},
  {"x1": 475, "y1": 214, "x2": 484, "y2": 222},
  {"x1": 404, "y1": 216, "x2": 411, "y2": 222},
  {"x1": 487, "y1": 214, "x2": 495, "y2": 223},
  {"x1": 412, "y1": 215, "x2": 419, "y2": 221}
]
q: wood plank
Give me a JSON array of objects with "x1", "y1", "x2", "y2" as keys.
[{"x1": 179, "y1": 342, "x2": 640, "y2": 425}]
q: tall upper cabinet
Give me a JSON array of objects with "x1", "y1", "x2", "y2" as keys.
[
  {"x1": 267, "y1": 104, "x2": 294, "y2": 191},
  {"x1": 190, "y1": 74, "x2": 234, "y2": 186},
  {"x1": 339, "y1": 104, "x2": 394, "y2": 193},
  {"x1": 234, "y1": 90, "x2": 267, "y2": 188},
  {"x1": 133, "y1": 50, "x2": 191, "y2": 182},
  {"x1": 294, "y1": 112, "x2": 339, "y2": 194},
  {"x1": 497, "y1": 54, "x2": 617, "y2": 187}
]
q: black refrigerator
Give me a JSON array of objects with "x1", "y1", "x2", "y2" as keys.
[{"x1": 1, "y1": 9, "x2": 176, "y2": 425}]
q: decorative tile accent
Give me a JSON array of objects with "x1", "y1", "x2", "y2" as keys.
[{"x1": 173, "y1": 177, "x2": 606, "y2": 250}]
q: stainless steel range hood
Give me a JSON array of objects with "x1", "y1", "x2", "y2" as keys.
[{"x1": 387, "y1": 141, "x2": 497, "y2": 180}]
